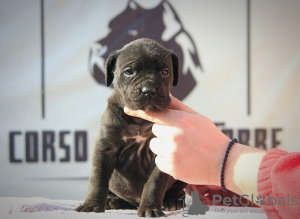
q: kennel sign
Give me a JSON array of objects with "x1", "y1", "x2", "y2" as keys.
[{"x1": 8, "y1": 0, "x2": 202, "y2": 165}]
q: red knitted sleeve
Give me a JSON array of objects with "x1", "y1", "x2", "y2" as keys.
[{"x1": 257, "y1": 148, "x2": 300, "y2": 219}]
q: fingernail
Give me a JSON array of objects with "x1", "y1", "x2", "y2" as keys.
[
  {"x1": 149, "y1": 140, "x2": 153, "y2": 150},
  {"x1": 124, "y1": 107, "x2": 130, "y2": 114}
]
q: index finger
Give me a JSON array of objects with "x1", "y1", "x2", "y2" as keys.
[{"x1": 124, "y1": 107, "x2": 180, "y2": 126}]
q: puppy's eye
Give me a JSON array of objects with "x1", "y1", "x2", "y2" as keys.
[
  {"x1": 161, "y1": 70, "x2": 169, "y2": 77},
  {"x1": 124, "y1": 69, "x2": 134, "y2": 76}
]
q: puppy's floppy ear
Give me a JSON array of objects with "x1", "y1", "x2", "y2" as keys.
[
  {"x1": 105, "y1": 50, "x2": 119, "y2": 87},
  {"x1": 171, "y1": 52, "x2": 179, "y2": 86}
]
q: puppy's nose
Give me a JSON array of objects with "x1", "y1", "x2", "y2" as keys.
[{"x1": 141, "y1": 86, "x2": 156, "y2": 96}]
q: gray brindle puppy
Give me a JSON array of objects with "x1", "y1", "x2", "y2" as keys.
[{"x1": 75, "y1": 38, "x2": 186, "y2": 217}]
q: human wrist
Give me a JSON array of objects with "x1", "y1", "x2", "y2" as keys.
[
  {"x1": 223, "y1": 143, "x2": 266, "y2": 197},
  {"x1": 210, "y1": 134, "x2": 231, "y2": 186},
  {"x1": 220, "y1": 138, "x2": 238, "y2": 191},
  {"x1": 222, "y1": 143, "x2": 244, "y2": 194}
]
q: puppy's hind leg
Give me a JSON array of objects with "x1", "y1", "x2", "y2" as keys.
[{"x1": 106, "y1": 191, "x2": 137, "y2": 210}]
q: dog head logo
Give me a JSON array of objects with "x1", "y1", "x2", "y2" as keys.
[{"x1": 89, "y1": 0, "x2": 202, "y2": 100}]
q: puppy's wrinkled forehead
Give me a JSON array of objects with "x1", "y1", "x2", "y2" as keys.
[{"x1": 117, "y1": 41, "x2": 171, "y2": 68}]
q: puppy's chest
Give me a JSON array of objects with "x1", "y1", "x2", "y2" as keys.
[
  {"x1": 122, "y1": 135, "x2": 148, "y2": 145},
  {"x1": 116, "y1": 123, "x2": 155, "y2": 167}
]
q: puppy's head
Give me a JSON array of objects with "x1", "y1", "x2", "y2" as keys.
[{"x1": 105, "y1": 38, "x2": 179, "y2": 111}]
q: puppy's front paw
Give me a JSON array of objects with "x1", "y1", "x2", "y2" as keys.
[
  {"x1": 138, "y1": 207, "x2": 165, "y2": 217},
  {"x1": 75, "y1": 201, "x2": 105, "y2": 213}
]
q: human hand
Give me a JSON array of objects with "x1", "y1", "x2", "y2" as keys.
[{"x1": 124, "y1": 94, "x2": 230, "y2": 185}]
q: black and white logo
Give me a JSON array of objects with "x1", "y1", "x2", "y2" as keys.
[{"x1": 88, "y1": 0, "x2": 202, "y2": 100}]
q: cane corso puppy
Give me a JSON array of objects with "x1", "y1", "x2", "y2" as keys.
[{"x1": 75, "y1": 38, "x2": 186, "y2": 217}]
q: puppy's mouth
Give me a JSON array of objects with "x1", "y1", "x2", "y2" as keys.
[
  {"x1": 140, "y1": 102, "x2": 167, "y2": 112},
  {"x1": 127, "y1": 99, "x2": 170, "y2": 112},
  {"x1": 125, "y1": 94, "x2": 171, "y2": 112}
]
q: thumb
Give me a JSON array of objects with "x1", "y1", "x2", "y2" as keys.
[{"x1": 124, "y1": 107, "x2": 179, "y2": 126}]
